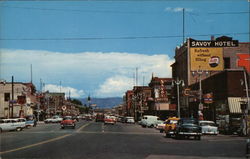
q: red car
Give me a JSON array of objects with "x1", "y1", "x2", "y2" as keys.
[
  {"x1": 104, "y1": 116, "x2": 116, "y2": 125},
  {"x1": 61, "y1": 116, "x2": 76, "y2": 129}
]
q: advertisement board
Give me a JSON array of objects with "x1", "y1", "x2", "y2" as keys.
[{"x1": 190, "y1": 47, "x2": 224, "y2": 71}]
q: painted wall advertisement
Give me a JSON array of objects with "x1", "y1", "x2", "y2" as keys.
[
  {"x1": 189, "y1": 38, "x2": 238, "y2": 71},
  {"x1": 190, "y1": 47, "x2": 224, "y2": 71}
]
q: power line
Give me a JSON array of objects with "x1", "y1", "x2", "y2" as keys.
[
  {"x1": 1, "y1": 5, "x2": 249, "y2": 15},
  {"x1": 0, "y1": 32, "x2": 248, "y2": 41}
]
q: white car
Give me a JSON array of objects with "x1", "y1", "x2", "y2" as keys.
[
  {"x1": 199, "y1": 120, "x2": 218, "y2": 135},
  {"x1": 155, "y1": 120, "x2": 165, "y2": 133},
  {"x1": 141, "y1": 115, "x2": 160, "y2": 128},
  {"x1": 44, "y1": 116, "x2": 63, "y2": 123},
  {"x1": 126, "y1": 117, "x2": 135, "y2": 124},
  {"x1": 0, "y1": 118, "x2": 25, "y2": 133}
]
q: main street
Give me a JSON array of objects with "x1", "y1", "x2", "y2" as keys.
[{"x1": 0, "y1": 120, "x2": 247, "y2": 159}]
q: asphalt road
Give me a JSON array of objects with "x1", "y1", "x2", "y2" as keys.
[{"x1": 0, "y1": 120, "x2": 247, "y2": 159}]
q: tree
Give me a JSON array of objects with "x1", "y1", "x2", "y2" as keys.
[{"x1": 71, "y1": 99, "x2": 83, "y2": 105}]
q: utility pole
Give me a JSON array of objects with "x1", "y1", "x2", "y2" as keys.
[
  {"x1": 11, "y1": 76, "x2": 14, "y2": 118},
  {"x1": 183, "y1": 8, "x2": 185, "y2": 44},
  {"x1": 60, "y1": 81, "x2": 62, "y2": 93},
  {"x1": 136, "y1": 67, "x2": 138, "y2": 86},
  {"x1": 30, "y1": 64, "x2": 33, "y2": 83}
]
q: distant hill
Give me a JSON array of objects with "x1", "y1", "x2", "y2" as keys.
[{"x1": 79, "y1": 97, "x2": 123, "y2": 108}]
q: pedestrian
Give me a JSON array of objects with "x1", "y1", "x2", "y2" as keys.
[{"x1": 34, "y1": 118, "x2": 37, "y2": 127}]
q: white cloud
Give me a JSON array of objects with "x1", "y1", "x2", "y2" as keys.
[
  {"x1": 0, "y1": 49, "x2": 174, "y2": 97},
  {"x1": 165, "y1": 7, "x2": 193, "y2": 12},
  {"x1": 95, "y1": 76, "x2": 133, "y2": 97},
  {"x1": 44, "y1": 84, "x2": 85, "y2": 98}
]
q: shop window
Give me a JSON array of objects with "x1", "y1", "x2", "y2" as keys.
[{"x1": 4, "y1": 93, "x2": 10, "y2": 101}]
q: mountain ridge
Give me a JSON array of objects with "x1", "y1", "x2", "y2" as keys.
[{"x1": 79, "y1": 97, "x2": 123, "y2": 108}]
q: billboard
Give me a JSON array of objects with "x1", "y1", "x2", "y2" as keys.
[{"x1": 190, "y1": 47, "x2": 224, "y2": 71}]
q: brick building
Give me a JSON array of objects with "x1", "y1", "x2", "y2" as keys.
[{"x1": 171, "y1": 36, "x2": 250, "y2": 123}]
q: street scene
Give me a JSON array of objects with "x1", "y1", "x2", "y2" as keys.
[
  {"x1": 0, "y1": 0, "x2": 250, "y2": 159},
  {"x1": 0, "y1": 119, "x2": 246, "y2": 159}
]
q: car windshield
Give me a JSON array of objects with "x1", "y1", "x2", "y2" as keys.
[
  {"x1": 200, "y1": 122, "x2": 216, "y2": 126},
  {"x1": 63, "y1": 117, "x2": 72, "y2": 120},
  {"x1": 182, "y1": 119, "x2": 198, "y2": 125}
]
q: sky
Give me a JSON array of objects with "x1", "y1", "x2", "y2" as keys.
[{"x1": 0, "y1": 0, "x2": 249, "y2": 98}]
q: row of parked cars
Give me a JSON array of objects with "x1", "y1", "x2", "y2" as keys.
[
  {"x1": 0, "y1": 117, "x2": 36, "y2": 133},
  {"x1": 139, "y1": 115, "x2": 218, "y2": 140}
]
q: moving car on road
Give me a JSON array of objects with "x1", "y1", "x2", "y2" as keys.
[
  {"x1": 141, "y1": 115, "x2": 161, "y2": 128},
  {"x1": 95, "y1": 113, "x2": 105, "y2": 122},
  {"x1": 174, "y1": 118, "x2": 202, "y2": 140},
  {"x1": 199, "y1": 120, "x2": 218, "y2": 135},
  {"x1": 60, "y1": 116, "x2": 76, "y2": 129},
  {"x1": 44, "y1": 115, "x2": 63, "y2": 124},
  {"x1": 104, "y1": 116, "x2": 116, "y2": 125},
  {"x1": 0, "y1": 118, "x2": 25, "y2": 133},
  {"x1": 164, "y1": 117, "x2": 180, "y2": 137}
]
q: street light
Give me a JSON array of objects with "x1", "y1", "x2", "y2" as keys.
[
  {"x1": 172, "y1": 77, "x2": 185, "y2": 118},
  {"x1": 192, "y1": 67, "x2": 209, "y2": 119}
]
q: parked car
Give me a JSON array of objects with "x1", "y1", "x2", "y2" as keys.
[
  {"x1": 141, "y1": 115, "x2": 161, "y2": 128},
  {"x1": 104, "y1": 116, "x2": 116, "y2": 125},
  {"x1": 174, "y1": 118, "x2": 202, "y2": 140},
  {"x1": 0, "y1": 118, "x2": 25, "y2": 133},
  {"x1": 155, "y1": 120, "x2": 165, "y2": 133},
  {"x1": 199, "y1": 120, "x2": 218, "y2": 135},
  {"x1": 44, "y1": 115, "x2": 63, "y2": 123},
  {"x1": 60, "y1": 116, "x2": 76, "y2": 129},
  {"x1": 125, "y1": 117, "x2": 135, "y2": 124},
  {"x1": 164, "y1": 117, "x2": 180, "y2": 137}
]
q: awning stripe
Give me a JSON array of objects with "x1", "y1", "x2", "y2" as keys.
[{"x1": 228, "y1": 97, "x2": 247, "y2": 114}]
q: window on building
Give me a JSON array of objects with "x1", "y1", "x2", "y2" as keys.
[
  {"x1": 4, "y1": 93, "x2": 10, "y2": 101},
  {"x1": 224, "y1": 57, "x2": 231, "y2": 69}
]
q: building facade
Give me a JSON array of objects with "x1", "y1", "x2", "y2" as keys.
[
  {"x1": 0, "y1": 81, "x2": 37, "y2": 118},
  {"x1": 172, "y1": 36, "x2": 250, "y2": 122}
]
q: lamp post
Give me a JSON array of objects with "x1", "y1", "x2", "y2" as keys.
[
  {"x1": 172, "y1": 77, "x2": 185, "y2": 118},
  {"x1": 192, "y1": 67, "x2": 209, "y2": 119}
]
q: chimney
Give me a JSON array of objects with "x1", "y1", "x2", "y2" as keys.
[{"x1": 211, "y1": 35, "x2": 215, "y2": 41}]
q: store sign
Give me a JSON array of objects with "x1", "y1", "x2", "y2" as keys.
[
  {"x1": 190, "y1": 47, "x2": 224, "y2": 71},
  {"x1": 189, "y1": 38, "x2": 238, "y2": 48},
  {"x1": 203, "y1": 93, "x2": 213, "y2": 104}
]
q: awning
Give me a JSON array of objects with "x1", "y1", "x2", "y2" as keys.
[{"x1": 228, "y1": 97, "x2": 247, "y2": 114}]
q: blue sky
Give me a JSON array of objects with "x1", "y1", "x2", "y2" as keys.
[{"x1": 0, "y1": 0, "x2": 249, "y2": 98}]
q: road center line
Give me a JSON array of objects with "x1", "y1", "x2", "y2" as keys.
[
  {"x1": 0, "y1": 134, "x2": 71, "y2": 155},
  {"x1": 0, "y1": 122, "x2": 90, "y2": 155},
  {"x1": 76, "y1": 122, "x2": 90, "y2": 132}
]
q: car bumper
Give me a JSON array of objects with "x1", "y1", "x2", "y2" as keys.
[
  {"x1": 202, "y1": 131, "x2": 218, "y2": 135},
  {"x1": 178, "y1": 132, "x2": 202, "y2": 136}
]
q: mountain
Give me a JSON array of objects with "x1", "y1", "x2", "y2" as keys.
[{"x1": 79, "y1": 97, "x2": 123, "y2": 109}]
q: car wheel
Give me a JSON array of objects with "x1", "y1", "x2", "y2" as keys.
[
  {"x1": 160, "y1": 130, "x2": 163, "y2": 133},
  {"x1": 165, "y1": 133, "x2": 170, "y2": 138},
  {"x1": 61, "y1": 127, "x2": 64, "y2": 129},
  {"x1": 196, "y1": 136, "x2": 201, "y2": 140},
  {"x1": 16, "y1": 127, "x2": 22, "y2": 131},
  {"x1": 0, "y1": 128, "x2": 2, "y2": 133}
]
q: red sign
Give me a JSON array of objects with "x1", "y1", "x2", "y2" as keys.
[{"x1": 237, "y1": 53, "x2": 250, "y2": 73}]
